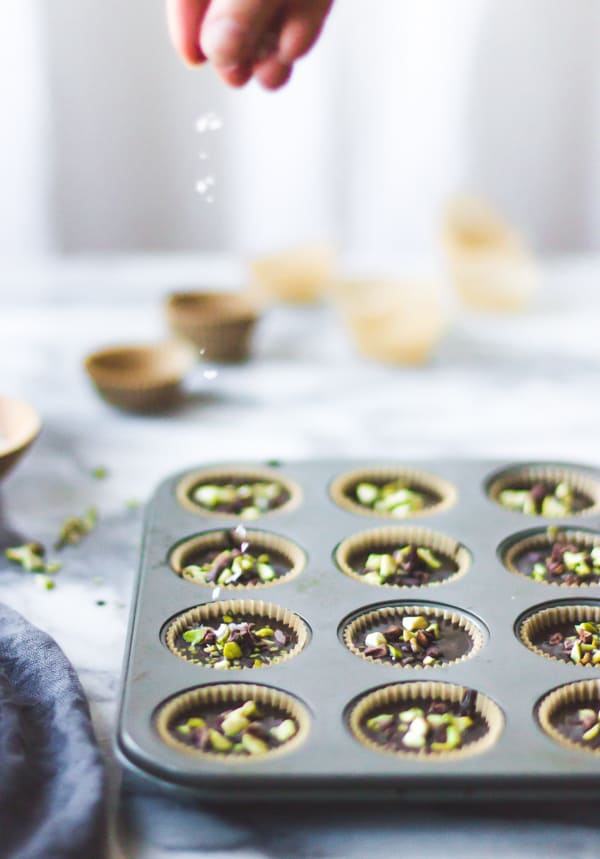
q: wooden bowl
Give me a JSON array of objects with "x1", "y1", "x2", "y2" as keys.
[
  {"x1": 0, "y1": 396, "x2": 41, "y2": 481},
  {"x1": 84, "y1": 341, "x2": 195, "y2": 412}
]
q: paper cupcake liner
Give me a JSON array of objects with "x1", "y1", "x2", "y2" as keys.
[
  {"x1": 518, "y1": 602, "x2": 600, "y2": 665},
  {"x1": 503, "y1": 528, "x2": 600, "y2": 589},
  {"x1": 176, "y1": 466, "x2": 302, "y2": 518},
  {"x1": 348, "y1": 681, "x2": 503, "y2": 761},
  {"x1": 166, "y1": 291, "x2": 260, "y2": 363},
  {"x1": 538, "y1": 679, "x2": 600, "y2": 755},
  {"x1": 342, "y1": 603, "x2": 483, "y2": 669},
  {"x1": 335, "y1": 526, "x2": 470, "y2": 591},
  {"x1": 163, "y1": 598, "x2": 309, "y2": 668},
  {"x1": 330, "y1": 466, "x2": 457, "y2": 519},
  {"x1": 487, "y1": 465, "x2": 600, "y2": 517},
  {"x1": 84, "y1": 341, "x2": 194, "y2": 412},
  {"x1": 445, "y1": 250, "x2": 537, "y2": 314},
  {"x1": 169, "y1": 529, "x2": 305, "y2": 590},
  {"x1": 155, "y1": 682, "x2": 310, "y2": 762}
]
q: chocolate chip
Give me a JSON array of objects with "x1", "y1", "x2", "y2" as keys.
[
  {"x1": 364, "y1": 645, "x2": 388, "y2": 659},
  {"x1": 548, "y1": 632, "x2": 564, "y2": 646},
  {"x1": 416, "y1": 631, "x2": 430, "y2": 649}
]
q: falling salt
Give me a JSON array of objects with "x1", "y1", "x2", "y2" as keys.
[
  {"x1": 203, "y1": 369, "x2": 218, "y2": 380},
  {"x1": 199, "y1": 348, "x2": 206, "y2": 356},
  {"x1": 195, "y1": 111, "x2": 223, "y2": 134},
  {"x1": 205, "y1": 195, "x2": 215, "y2": 204},
  {"x1": 234, "y1": 524, "x2": 247, "y2": 540},
  {"x1": 196, "y1": 180, "x2": 207, "y2": 195},
  {"x1": 198, "y1": 150, "x2": 208, "y2": 160},
  {"x1": 212, "y1": 586, "x2": 221, "y2": 600}
]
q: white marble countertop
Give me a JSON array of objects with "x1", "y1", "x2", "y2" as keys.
[{"x1": 3, "y1": 254, "x2": 600, "y2": 858}]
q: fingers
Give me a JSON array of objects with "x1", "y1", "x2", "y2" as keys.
[
  {"x1": 200, "y1": 0, "x2": 284, "y2": 70},
  {"x1": 253, "y1": 55, "x2": 292, "y2": 90},
  {"x1": 165, "y1": 0, "x2": 210, "y2": 65},
  {"x1": 278, "y1": 0, "x2": 334, "y2": 65}
]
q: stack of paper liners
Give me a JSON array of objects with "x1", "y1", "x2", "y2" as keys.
[{"x1": 442, "y1": 195, "x2": 539, "y2": 312}]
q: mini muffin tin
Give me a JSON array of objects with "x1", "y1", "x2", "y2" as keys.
[{"x1": 116, "y1": 460, "x2": 600, "y2": 801}]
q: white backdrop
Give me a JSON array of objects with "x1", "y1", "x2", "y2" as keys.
[{"x1": 2, "y1": 0, "x2": 600, "y2": 258}]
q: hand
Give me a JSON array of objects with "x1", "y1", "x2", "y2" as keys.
[{"x1": 166, "y1": 0, "x2": 334, "y2": 90}]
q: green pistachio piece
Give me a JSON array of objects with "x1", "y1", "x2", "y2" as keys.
[
  {"x1": 363, "y1": 572, "x2": 383, "y2": 586},
  {"x1": 364, "y1": 631, "x2": 387, "y2": 648},
  {"x1": 582, "y1": 722, "x2": 600, "y2": 743},
  {"x1": 416, "y1": 548, "x2": 442, "y2": 569},
  {"x1": 5, "y1": 544, "x2": 46, "y2": 572},
  {"x1": 402, "y1": 616, "x2": 429, "y2": 632},
  {"x1": 356, "y1": 483, "x2": 379, "y2": 506},
  {"x1": 34, "y1": 574, "x2": 56, "y2": 590},
  {"x1": 213, "y1": 659, "x2": 230, "y2": 669},
  {"x1": 270, "y1": 719, "x2": 297, "y2": 743},
  {"x1": 177, "y1": 724, "x2": 191, "y2": 735},
  {"x1": 257, "y1": 563, "x2": 276, "y2": 581},
  {"x1": 570, "y1": 641, "x2": 582, "y2": 664},
  {"x1": 379, "y1": 554, "x2": 397, "y2": 578},
  {"x1": 577, "y1": 708, "x2": 597, "y2": 722},
  {"x1": 426, "y1": 622, "x2": 441, "y2": 639},
  {"x1": 541, "y1": 496, "x2": 568, "y2": 517},
  {"x1": 498, "y1": 489, "x2": 529, "y2": 510},
  {"x1": 221, "y1": 711, "x2": 250, "y2": 736},
  {"x1": 182, "y1": 564, "x2": 205, "y2": 582},
  {"x1": 238, "y1": 701, "x2": 258, "y2": 718},
  {"x1": 209, "y1": 729, "x2": 233, "y2": 752},
  {"x1": 256, "y1": 627, "x2": 274, "y2": 638},
  {"x1": 241, "y1": 507, "x2": 260, "y2": 520},
  {"x1": 223, "y1": 641, "x2": 243, "y2": 660},
  {"x1": 592, "y1": 652, "x2": 600, "y2": 665},
  {"x1": 187, "y1": 717, "x2": 205, "y2": 728},
  {"x1": 590, "y1": 547, "x2": 600, "y2": 567},
  {"x1": 564, "y1": 551, "x2": 587, "y2": 572},
  {"x1": 183, "y1": 627, "x2": 207, "y2": 646},
  {"x1": 398, "y1": 707, "x2": 424, "y2": 723},
  {"x1": 388, "y1": 645, "x2": 403, "y2": 660},
  {"x1": 217, "y1": 568, "x2": 233, "y2": 584},
  {"x1": 531, "y1": 562, "x2": 547, "y2": 580},
  {"x1": 555, "y1": 482, "x2": 572, "y2": 502},
  {"x1": 431, "y1": 724, "x2": 462, "y2": 752},
  {"x1": 426, "y1": 713, "x2": 453, "y2": 728},
  {"x1": 365, "y1": 553, "x2": 382, "y2": 571},
  {"x1": 241, "y1": 733, "x2": 269, "y2": 755},
  {"x1": 454, "y1": 716, "x2": 474, "y2": 733},
  {"x1": 366, "y1": 713, "x2": 394, "y2": 731},
  {"x1": 194, "y1": 485, "x2": 221, "y2": 507},
  {"x1": 578, "y1": 622, "x2": 599, "y2": 634}
]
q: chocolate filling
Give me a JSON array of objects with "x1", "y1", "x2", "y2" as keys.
[
  {"x1": 349, "y1": 544, "x2": 458, "y2": 588},
  {"x1": 353, "y1": 613, "x2": 473, "y2": 667},
  {"x1": 550, "y1": 701, "x2": 600, "y2": 750}
]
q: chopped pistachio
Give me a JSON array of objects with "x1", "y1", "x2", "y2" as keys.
[
  {"x1": 223, "y1": 641, "x2": 242, "y2": 661},
  {"x1": 364, "y1": 631, "x2": 387, "y2": 648},
  {"x1": 402, "y1": 616, "x2": 429, "y2": 632},
  {"x1": 34, "y1": 574, "x2": 55, "y2": 590},
  {"x1": 241, "y1": 732, "x2": 269, "y2": 755},
  {"x1": 221, "y1": 710, "x2": 250, "y2": 736},
  {"x1": 416, "y1": 547, "x2": 442, "y2": 570},
  {"x1": 582, "y1": 722, "x2": 600, "y2": 743},
  {"x1": 55, "y1": 508, "x2": 97, "y2": 550},
  {"x1": 398, "y1": 707, "x2": 424, "y2": 723},
  {"x1": 209, "y1": 729, "x2": 232, "y2": 752},
  {"x1": 270, "y1": 719, "x2": 297, "y2": 743},
  {"x1": 257, "y1": 563, "x2": 275, "y2": 581},
  {"x1": 379, "y1": 554, "x2": 397, "y2": 578},
  {"x1": 183, "y1": 627, "x2": 207, "y2": 646},
  {"x1": 5, "y1": 543, "x2": 47, "y2": 572},
  {"x1": 541, "y1": 496, "x2": 568, "y2": 517},
  {"x1": 91, "y1": 467, "x2": 108, "y2": 479},
  {"x1": 366, "y1": 713, "x2": 395, "y2": 732},
  {"x1": 356, "y1": 483, "x2": 378, "y2": 505}
]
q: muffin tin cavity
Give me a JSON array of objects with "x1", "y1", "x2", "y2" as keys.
[
  {"x1": 347, "y1": 682, "x2": 503, "y2": 760},
  {"x1": 169, "y1": 528, "x2": 305, "y2": 589},
  {"x1": 155, "y1": 683, "x2": 310, "y2": 762},
  {"x1": 335, "y1": 526, "x2": 470, "y2": 590},
  {"x1": 341, "y1": 602, "x2": 485, "y2": 669},
  {"x1": 501, "y1": 527, "x2": 600, "y2": 588},
  {"x1": 330, "y1": 466, "x2": 457, "y2": 519},
  {"x1": 517, "y1": 601, "x2": 600, "y2": 667},
  {"x1": 176, "y1": 466, "x2": 301, "y2": 518},
  {"x1": 537, "y1": 680, "x2": 600, "y2": 755},
  {"x1": 487, "y1": 464, "x2": 600, "y2": 517},
  {"x1": 163, "y1": 599, "x2": 308, "y2": 669}
]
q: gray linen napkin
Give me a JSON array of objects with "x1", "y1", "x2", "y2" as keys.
[{"x1": 0, "y1": 602, "x2": 106, "y2": 859}]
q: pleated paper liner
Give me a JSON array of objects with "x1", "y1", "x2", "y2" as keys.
[
  {"x1": 169, "y1": 528, "x2": 305, "y2": 590},
  {"x1": 84, "y1": 341, "x2": 196, "y2": 413},
  {"x1": 537, "y1": 679, "x2": 600, "y2": 756},
  {"x1": 176, "y1": 466, "x2": 302, "y2": 518},
  {"x1": 342, "y1": 602, "x2": 484, "y2": 669},
  {"x1": 347, "y1": 681, "x2": 503, "y2": 761},
  {"x1": 166, "y1": 291, "x2": 260, "y2": 363},
  {"x1": 0, "y1": 395, "x2": 41, "y2": 482},
  {"x1": 487, "y1": 464, "x2": 600, "y2": 517},
  {"x1": 503, "y1": 528, "x2": 600, "y2": 589},
  {"x1": 335, "y1": 526, "x2": 470, "y2": 591},
  {"x1": 330, "y1": 466, "x2": 457, "y2": 519},
  {"x1": 155, "y1": 682, "x2": 310, "y2": 762},
  {"x1": 163, "y1": 598, "x2": 309, "y2": 668},
  {"x1": 518, "y1": 601, "x2": 600, "y2": 666},
  {"x1": 248, "y1": 244, "x2": 337, "y2": 305}
]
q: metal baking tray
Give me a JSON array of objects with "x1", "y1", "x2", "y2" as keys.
[{"x1": 116, "y1": 459, "x2": 600, "y2": 801}]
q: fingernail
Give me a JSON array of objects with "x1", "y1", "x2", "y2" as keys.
[{"x1": 201, "y1": 18, "x2": 245, "y2": 64}]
